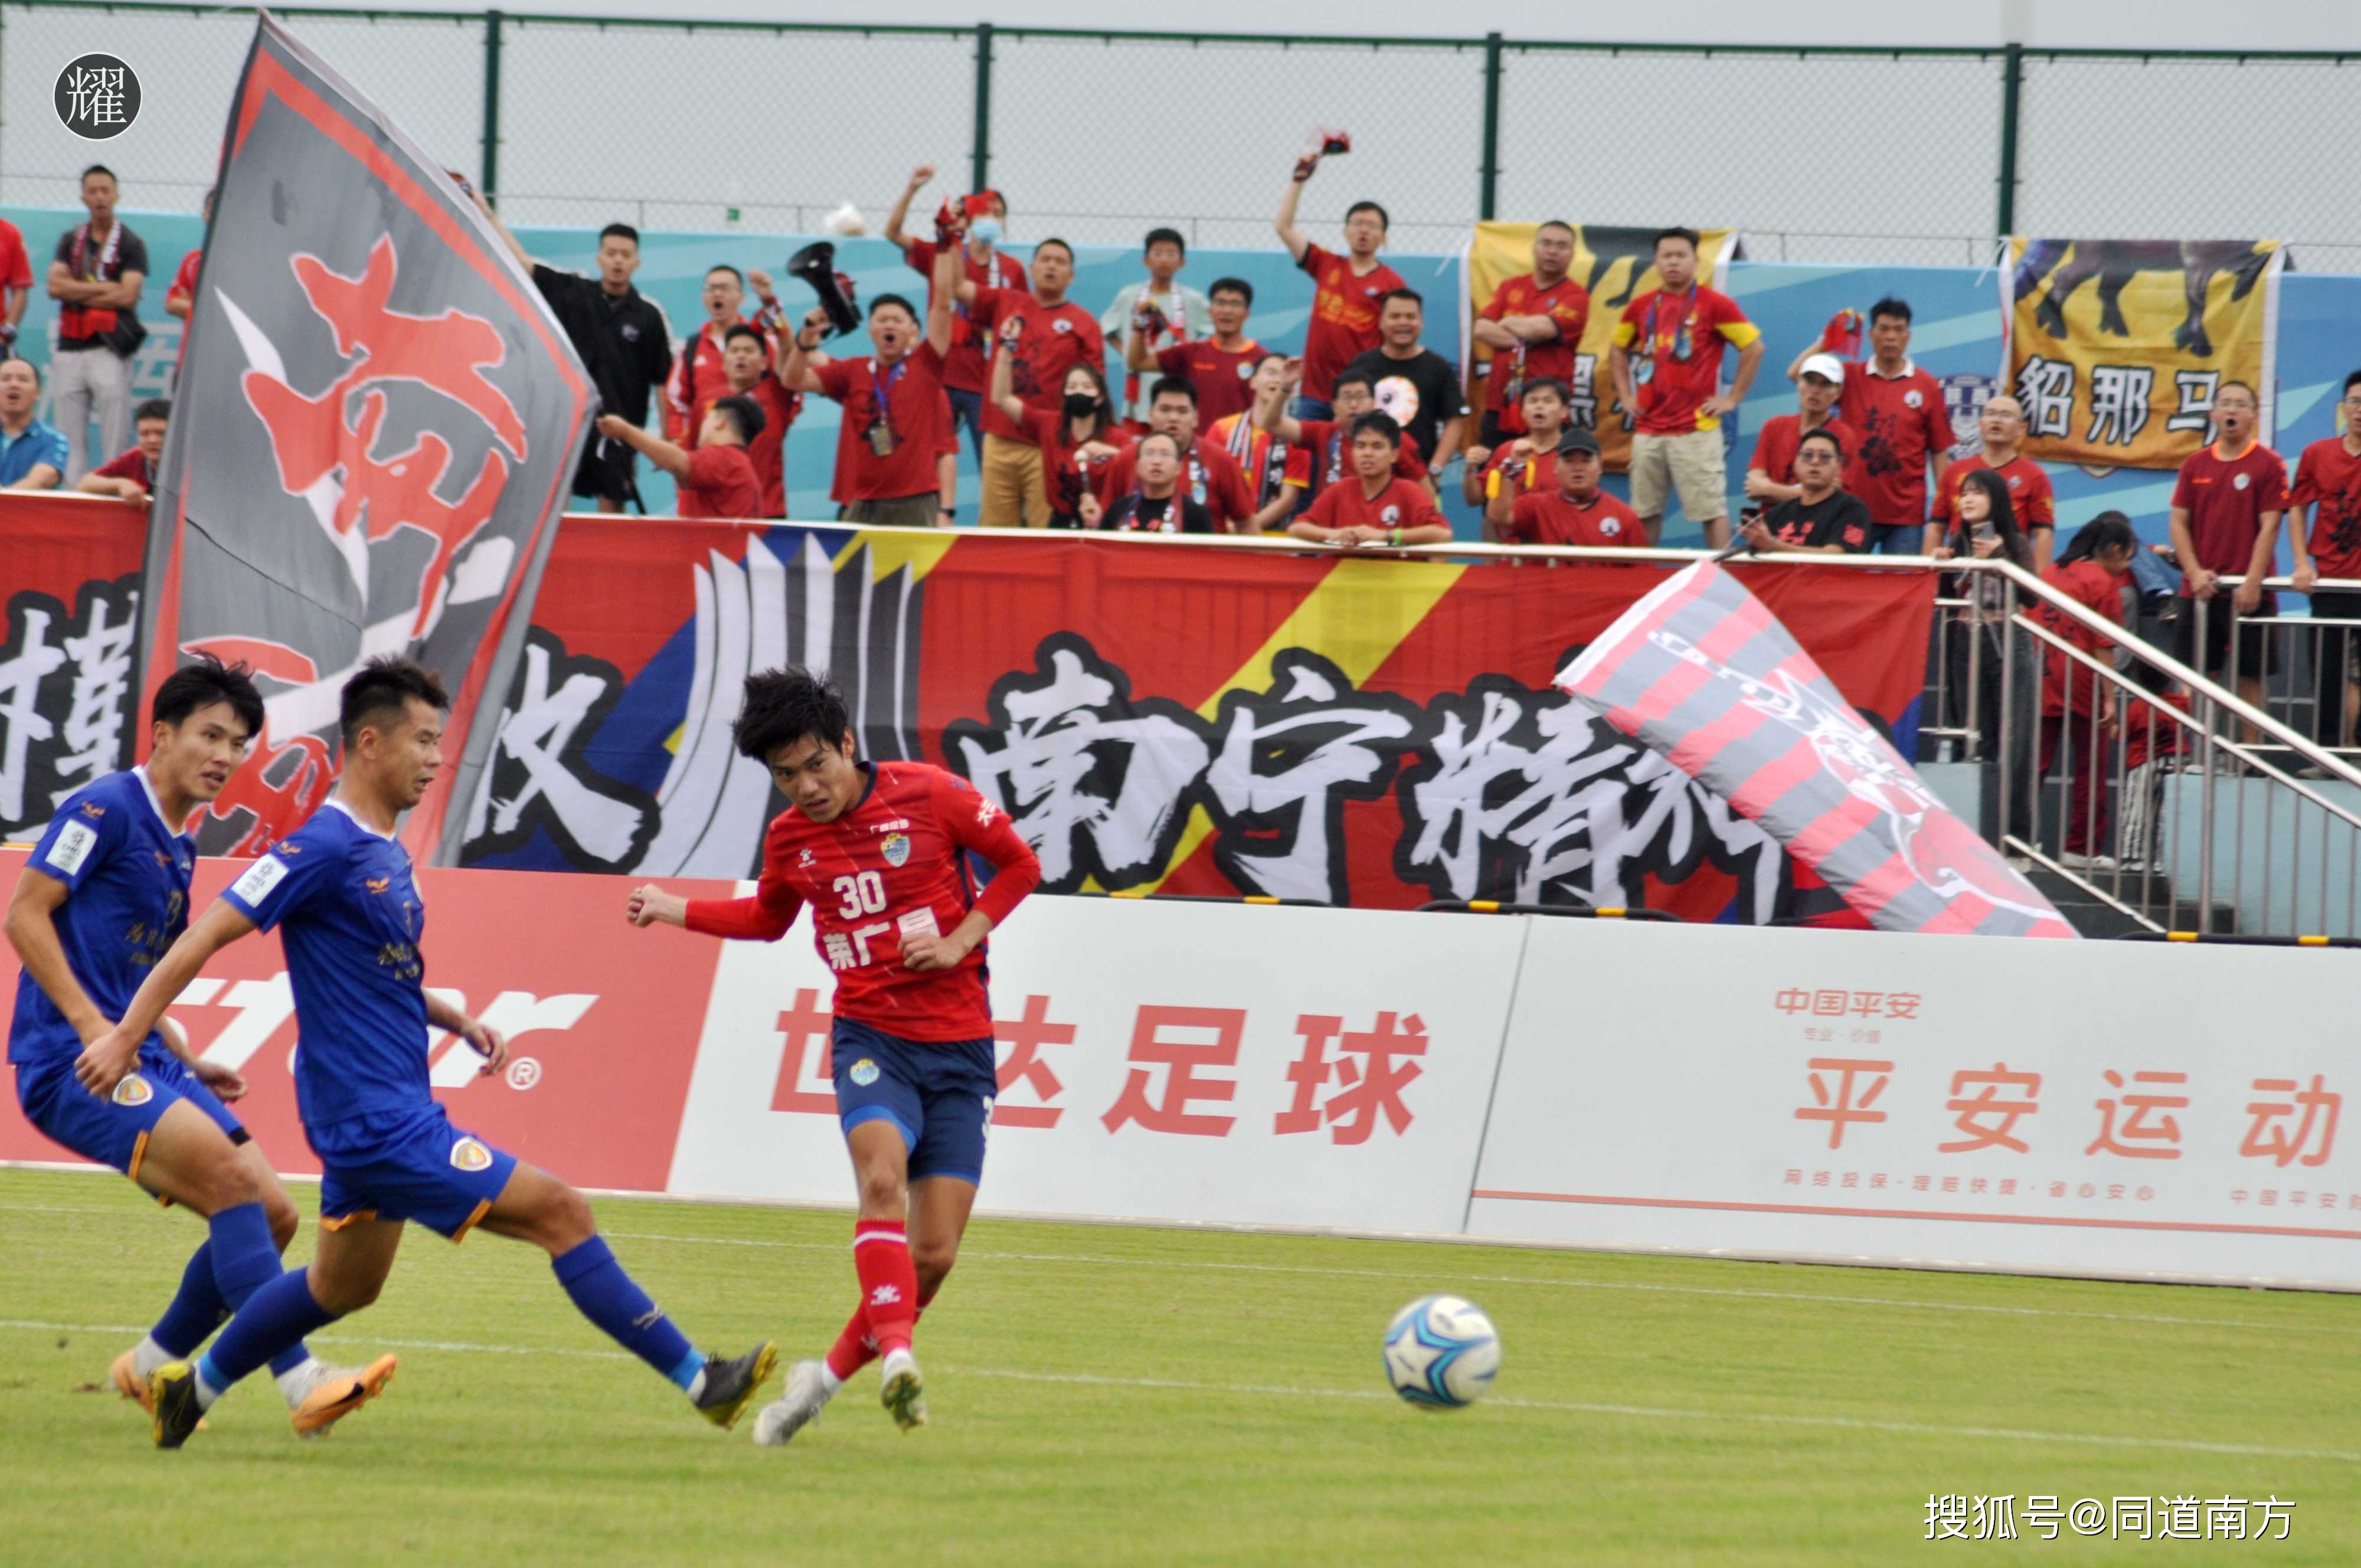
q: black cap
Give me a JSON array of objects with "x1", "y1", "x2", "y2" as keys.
[{"x1": 1556, "y1": 425, "x2": 1601, "y2": 457}]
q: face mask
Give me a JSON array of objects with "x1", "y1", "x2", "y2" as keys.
[
  {"x1": 1063, "y1": 392, "x2": 1098, "y2": 420},
  {"x1": 969, "y1": 217, "x2": 1004, "y2": 248}
]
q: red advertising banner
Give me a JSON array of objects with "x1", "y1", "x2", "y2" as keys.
[
  {"x1": 0, "y1": 494, "x2": 148, "y2": 844},
  {"x1": 459, "y1": 522, "x2": 1935, "y2": 924},
  {"x1": 0, "y1": 851, "x2": 733, "y2": 1193}
]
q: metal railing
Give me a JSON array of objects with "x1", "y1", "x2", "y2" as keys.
[{"x1": 5, "y1": 6, "x2": 2361, "y2": 263}]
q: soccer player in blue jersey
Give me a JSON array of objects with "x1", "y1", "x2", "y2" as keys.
[
  {"x1": 85, "y1": 657, "x2": 776, "y2": 1447},
  {"x1": 6, "y1": 656, "x2": 395, "y2": 1436}
]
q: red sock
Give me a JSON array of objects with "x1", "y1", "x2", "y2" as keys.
[
  {"x1": 850, "y1": 1218, "x2": 918, "y2": 1359},
  {"x1": 824, "y1": 1275, "x2": 938, "y2": 1382}
]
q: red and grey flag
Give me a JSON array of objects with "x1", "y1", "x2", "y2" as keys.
[
  {"x1": 1556, "y1": 561, "x2": 2076, "y2": 938},
  {"x1": 137, "y1": 14, "x2": 594, "y2": 863}
]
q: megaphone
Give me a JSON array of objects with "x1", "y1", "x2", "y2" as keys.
[{"x1": 788, "y1": 241, "x2": 860, "y2": 339}]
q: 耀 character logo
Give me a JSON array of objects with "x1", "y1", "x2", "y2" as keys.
[{"x1": 55, "y1": 53, "x2": 140, "y2": 140}]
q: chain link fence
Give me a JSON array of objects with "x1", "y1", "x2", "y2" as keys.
[{"x1": 2, "y1": 6, "x2": 2357, "y2": 267}]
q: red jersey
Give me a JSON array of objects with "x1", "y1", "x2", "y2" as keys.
[
  {"x1": 814, "y1": 343, "x2": 953, "y2": 503},
  {"x1": 1839, "y1": 359, "x2": 1957, "y2": 526},
  {"x1": 93, "y1": 446, "x2": 155, "y2": 488},
  {"x1": 666, "y1": 317, "x2": 775, "y2": 441},
  {"x1": 1296, "y1": 243, "x2": 1404, "y2": 402},
  {"x1": 1506, "y1": 487, "x2": 1641, "y2": 547},
  {"x1": 684, "y1": 762, "x2": 1041, "y2": 1041},
  {"x1": 692, "y1": 377, "x2": 799, "y2": 517},
  {"x1": 1094, "y1": 436, "x2": 1254, "y2": 531},
  {"x1": 2291, "y1": 437, "x2": 2361, "y2": 582},
  {"x1": 1613, "y1": 286, "x2": 1759, "y2": 436},
  {"x1": 675, "y1": 442, "x2": 762, "y2": 519},
  {"x1": 972, "y1": 286, "x2": 1104, "y2": 445},
  {"x1": 1022, "y1": 406, "x2": 1134, "y2": 523},
  {"x1": 1288, "y1": 418, "x2": 1427, "y2": 502},
  {"x1": 1748, "y1": 414, "x2": 1864, "y2": 487},
  {"x1": 1154, "y1": 338, "x2": 1264, "y2": 427},
  {"x1": 1210, "y1": 413, "x2": 1290, "y2": 519},
  {"x1": 1932, "y1": 451, "x2": 2055, "y2": 532},
  {"x1": 902, "y1": 238, "x2": 1027, "y2": 394},
  {"x1": 1478, "y1": 272, "x2": 1590, "y2": 431},
  {"x1": 2033, "y1": 559, "x2": 2126, "y2": 717},
  {"x1": 168, "y1": 247, "x2": 202, "y2": 369},
  {"x1": 2171, "y1": 439, "x2": 2290, "y2": 595},
  {"x1": 0, "y1": 219, "x2": 31, "y2": 293},
  {"x1": 1302, "y1": 474, "x2": 1448, "y2": 536},
  {"x1": 1483, "y1": 440, "x2": 1556, "y2": 505}
]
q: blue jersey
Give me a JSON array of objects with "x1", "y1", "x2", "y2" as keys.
[
  {"x1": 8, "y1": 768, "x2": 195, "y2": 1066},
  {"x1": 219, "y1": 799, "x2": 431, "y2": 1157}
]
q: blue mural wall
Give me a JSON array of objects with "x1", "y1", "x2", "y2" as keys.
[{"x1": 9, "y1": 205, "x2": 2350, "y2": 572}]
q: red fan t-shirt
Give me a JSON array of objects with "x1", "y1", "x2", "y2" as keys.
[
  {"x1": 683, "y1": 762, "x2": 1041, "y2": 1042},
  {"x1": 1094, "y1": 436, "x2": 1254, "y2": 531},
  {"x1": 1839, "y1": 359, "x2": 1959, "y2": 527},
  {"x1": 1289, "y1": 419, "x2": 1427, "y2": 503},
  {"x1": 1505, "y1": 487, "x2": 1642, "y2": 547},
  {"x1": 2291, "y1": 437, "x2": 2361, "y2": 582},
  {"x1": 1297, "y1": 243, "x2": 1403, "y2": 404},
  {"x1": 1301, "y1": 474, "x2": 1448, "y2": 536},
  {"x1": 691, "y1": 378, "x2": 799, "y2": 517},
  {"x1": 1153, "y1": 338, "x2": 1265, "y2": 427},
  {"x1": 2034, "y1": 558, "x2": 2127, "y2": 717},
  {"x1": 1613, "y1": 286, "x2": 1760, "y2": 436},
  {"x1": 1932, "y1": 451, "x2": 2056, "y2": 532},
  {"x1": 1748, "y1": 414, "x2": 1865, "y2": 487},
  {"x1": 813, "y1": 343, "x2": 954, "y2": 503},
  {"x1": 1477, "y1": 272, "x2": 1591, "y2": 433},
  {"x1": 2170, "y1": 438, "x2": 2290, "y2": 598},
  {"x1": 972, "y1": 286, "x2": 1104, "y2": 445},
  {"x1": 676, "y1": 442, "x2": 763, "y2": 519},
  {"x1": 901, "y1": 238, "x2": 1027, "y2": 395},
  {"x1": 1022, "y1": 407, "x2": 1136, "y2": 523}
]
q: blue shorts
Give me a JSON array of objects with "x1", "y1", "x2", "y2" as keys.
[
  {"x1": 832, "y1": 1019, "x2": 996, "y2": 1186},
  {"x1": 316, "y1": 1107, "x2": 519, "y2": 1243},
  {"x1": 14, "y1": 1045, "x2": 245, "y2": 1194}
]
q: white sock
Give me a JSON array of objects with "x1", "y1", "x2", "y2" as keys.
[
  {"x1": 132, "y1": 1335, "x2": 173, "y2": 1381},
  {"x1": 816, "y1": 1363, "x2": 843, "y2": 1396},
  {"x1": 193, "y1": 1366, "x2": 225, "y2": 1411},
  {"x1": 274, "y1": 1356, "x2": 326, "y2": 1407},
  {"x1": 684, "y1": 1368, "x2": 708, "y2": 1404}
]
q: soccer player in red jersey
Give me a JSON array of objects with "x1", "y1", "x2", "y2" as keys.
[
  {"x1": 1274, "y1": 150, "x2": 1402, "y2": 415},
  {"x1": 2288, "y1": 371, "x2": 2361, "y2": 749},
  {"x1": 627, "y1": 669, "x2": 1041, "y2": 1443},
  {"x1": 1470, "y1": 221, "x2": 1590, "y2": 448},
  {"x1": 1931, "y1": 392, "x2": 2055, "y2": 564},
  {"x1": 597, "y1": 395, "x2": 766, "y2": 519},
  {"x1": 2168, "y1": 379, "x2": 2287, "y2": 723},
  {"x1": 1289, "y1": 412, "x2": 1451, "y2": 548}
]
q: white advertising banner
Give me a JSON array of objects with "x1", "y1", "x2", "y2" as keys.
[
  {"x1": 1467, "y1": 919, "x2": 2361, "y2": 1289},
  {"x1": 667, "y1": 894, "x2": 1524, "y2": 1235}
]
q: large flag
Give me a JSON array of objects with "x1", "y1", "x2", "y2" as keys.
[
  {"x1": 1557, "y1": 561, "x2": 2075, "y2": 938},
  {"x1": 1460, "y1": 222, "x2": 1741, "y2": 473},
  {"x1": 138, "y1": 15, "x2": 595, "y2": 863},
  {"x1": 2003, "y1": 235, "x2": 2284, "y2": 471}
]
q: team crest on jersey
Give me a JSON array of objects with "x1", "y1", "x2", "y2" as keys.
[
  {"x1": 1052, "y1": 319, "x2": 1073, "y2": 334},
  {"x1": 1904, "y1": 388, "x2": 1925, "y2": 409},
  {"x1": 881, "y1": 832, "x2": 911, "y2": 867},
  {"x1": 110, "y1": 1073, "x2": 153, "y2": 1107},
  {"x1": 449, "y1": 1137, "x2": 494, "y2": 1172},
  {"x1": 2235, "y1": 473, "x2": 2251, "y2": 490},
  {"x1": 1601, "y1": 518, "x2": 1623, "y2": 538},
  {"x1": 849, "y1": 1059, "x2": 881, "y2": 1087},
  {"x1": 1236, "y1": 362, "x2": 1253, "y2": 379}
]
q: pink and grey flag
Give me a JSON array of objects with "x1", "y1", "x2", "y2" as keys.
[
  {"x1": 1556, "y1": 561, "x2": 2076, "y2": 938},
  {"x1": 137, "y1": 15, "x2": 595, "y2": 864}
]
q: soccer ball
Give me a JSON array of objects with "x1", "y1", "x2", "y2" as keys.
[{"x1": 1382, "y1": 1294, "x2": 1500, "y2": 1409}]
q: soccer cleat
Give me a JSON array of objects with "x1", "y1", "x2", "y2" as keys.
[
  {"x1": 149, "y1": 1363, "x2": 203, "y2": 1449},
  {"x1": 750, "y1": 1359, "x2": 835, "y2": 1448},
  {"x1": 289, "y1": 1354, "x2": 398, "y2": 1438},
  {"x1": 693, "y1": 1341, "x2": 778, "y2": 1430},
  {"x1": 878, "y1": 1348, "x2": 927, "y2": 1431}
]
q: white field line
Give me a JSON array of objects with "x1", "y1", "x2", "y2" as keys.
[{"x1": 3, "y1": 1317, "x2": 2352, "y2": 1465}]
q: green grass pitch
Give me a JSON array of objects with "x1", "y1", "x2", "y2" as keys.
[{"x1": 2, "y1": 1166, "x2": 2356, "y2": 1565}]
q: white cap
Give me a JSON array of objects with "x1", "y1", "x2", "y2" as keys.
[{"x1": 1799, "y1": 352, "x2": 1845, "y2": 385}]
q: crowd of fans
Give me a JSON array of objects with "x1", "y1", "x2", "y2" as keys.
[{"x1": 6, "y1": 156, "x2": 2359, "y2": 768}]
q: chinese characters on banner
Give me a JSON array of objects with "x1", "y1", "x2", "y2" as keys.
[
  {"x1": 0, "y1": 496, "x2": 146, "y2": 844},
  {"x1": 2002, "y1": 237, "x2": 2284, "y2": 470}
]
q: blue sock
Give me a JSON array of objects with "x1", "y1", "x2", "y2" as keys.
[
  {"x1": 150, "y1": 1241, "x2": 228, "y2": 1357},
  {"x1": 197, "y1": 1267, "x2": 335, "y2": 1399},
  {"x1": 205, "y1": 1202, "x2": 282, "y2": 1308},
  {"x1": 552, "y1": 1235, "x2": 702, "y2": 1390}
]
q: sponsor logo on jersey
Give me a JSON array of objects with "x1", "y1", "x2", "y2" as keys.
[
  {"x1": 881, "y1": 832, "x2": 911, "y2": 867},
  {"x1": 366, "y1": 876, "x2": 390, "y2": 893},
  {"x1": 797, "y1": 847, "x2": 816, "y2": 868},
  {"x1": 79, "y1": 802, "x2": 106, "y2": 818},
  {"x1": 870, "y1": 819, "x2": 910, "y2": 832},
  {"x1": 45, "y1": 820, "x2": 97, "y2": 876},
  {"x1": 849, "y1": 1058, "x2": 881, "y2": 1087},
  {"x1": 230, "y1": 854, "x2": 290, "y2": 905},
  {"x1": 111, "y1": 1073, "x2": 153, "y2": 1107},
  {"x1": 976, "y1": 799, "x2": 1000, "y2": 827},
  {"x1": 449, "y1": 1136, "x2": 494, "y2": 1172}
]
